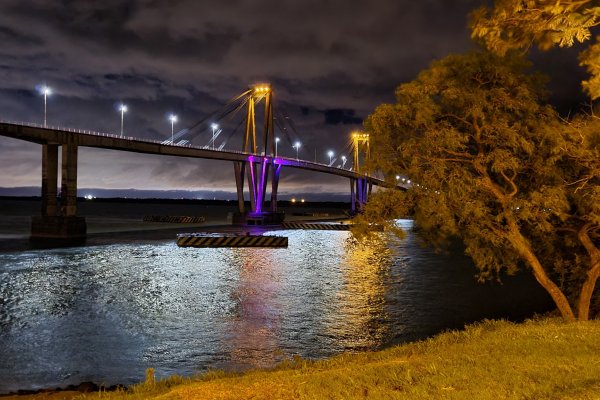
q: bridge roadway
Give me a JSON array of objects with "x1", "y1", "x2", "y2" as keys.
[{"x1": 0, "y1": 121, "x2": 388, "y2": 185}]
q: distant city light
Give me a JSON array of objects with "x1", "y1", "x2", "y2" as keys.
[
  {"x1": 291, "y1": 198, "x2": 296, "y2": 203},
  {"x1": 301, "y1": 198, "x2": 305, "y2": 203},
  {"x1": 84, "y1": 194, "x2": 95, "y2": 200}
]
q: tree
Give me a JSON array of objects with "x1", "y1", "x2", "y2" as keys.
[
  {"x1": 471, "y1": 0, "x2": 600, "y2": 98},
  {"x1": 362, "y1": 51, "x2": 600, "y2": 321}
]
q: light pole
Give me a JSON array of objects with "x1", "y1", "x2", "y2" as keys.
[
  {"x1": 169, "y1": 114, "x2": 178, "y2": 144},
  {"x1": 211, "y1": 123, "x2": 219, "y2": 150},
  {"x1": 275, "y1": 137, "x2": 280, "y2": 157},
  {"x1": 293, "y1": 141, "x2": 301, "y2": 160},
  {"x1": 328, "y1": 150, "x2": 334, "y2": 165},
  {"x1": 40, "y1": 86, "x2": 51, "y2": 128},
  {"x1": 119, "y1": 104, "x2": 128, "y2": 137},
  {"x1": 342, "y1": 155, "x2": 347, "y2": 169}
]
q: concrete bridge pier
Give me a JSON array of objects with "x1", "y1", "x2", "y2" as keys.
[
  {"x1": 350, "y1": 177, "x2": 370, "y2": 213},
  {"x1": 31, "y1": 143, "x2": 86, "y2": 246},
  {"x1": 232, "y1": 158, "x2": 284, "y2": 226}
]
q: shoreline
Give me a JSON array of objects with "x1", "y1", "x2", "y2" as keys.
[
  {"x1": 0, "y1": 213, "x2": 349, "y2": 253},
  {"x1": 1, "y1": 317, "x2": 597, "y2": 399}
]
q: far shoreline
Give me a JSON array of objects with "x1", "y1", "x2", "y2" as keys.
[{"x1": 0, "y1": 197, "x2": 351, "y2": 252}]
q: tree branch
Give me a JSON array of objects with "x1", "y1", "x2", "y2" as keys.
[{"x1": 500, "y1": 170, "x2": 519, "y2": 198}]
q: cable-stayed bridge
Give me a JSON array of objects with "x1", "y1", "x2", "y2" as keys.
[{"x1": 0, "y1": 84, "x2": 404, "y2": 243}]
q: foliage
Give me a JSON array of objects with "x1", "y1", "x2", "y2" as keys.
[
  {"x1": 362, "y1": 51, "x2": 599, "y2": 320},
  {"x1": 471, "y1": 0, "x2": 600, "y2": 99},
  {"x1": 63, "y1": 318, "x2": 600, "y2": 399},
  {"x1": 350, "y1": 188, "x2": 408, "y2": 240}
]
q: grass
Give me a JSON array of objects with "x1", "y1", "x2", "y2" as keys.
[{"x1": 6, "y1": 318, "x2": 600, "y2": 400}]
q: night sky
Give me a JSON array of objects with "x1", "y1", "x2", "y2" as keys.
[{"x1": 0, "y1": 0, "x2": 587, "y2": 200}]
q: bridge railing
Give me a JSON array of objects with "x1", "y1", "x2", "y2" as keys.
[{"x1": 0, "y1": 119, "x2": 369, "y2": 175}]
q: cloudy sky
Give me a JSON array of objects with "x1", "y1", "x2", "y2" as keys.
[{"x1": 0, "y1": 0, "x2": 587, "y2": 199}]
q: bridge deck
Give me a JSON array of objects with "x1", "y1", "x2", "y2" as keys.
[{"x1": 0, "y1": 121, "x2": 393, "y2": 185}]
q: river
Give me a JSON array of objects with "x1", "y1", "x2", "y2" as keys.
[{"x1": 0, "y1": 214, "x2": 552, "y2": 393}]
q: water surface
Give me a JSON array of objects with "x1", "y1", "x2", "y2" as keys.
[{"x1": 0, "y1": 221, "x2": 552, "y2": 393}]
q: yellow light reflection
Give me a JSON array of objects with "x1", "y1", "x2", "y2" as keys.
[{"x1": 326, "y1": 234, "x2": 392, "y2": 350}]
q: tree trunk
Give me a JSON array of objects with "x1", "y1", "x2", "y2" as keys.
[
  {"x1": 576, "y1": 229, "x2": 600, "y2": 321},
  {"x1": 507, "y1": 222, "x2": 576, "y2": 321}
]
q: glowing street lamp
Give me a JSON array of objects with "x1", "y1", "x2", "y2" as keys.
[
  {"x1": 293, "y1": 141, "x2": 301, "y2": 160},
  {"x1": 119, "y1": 104, "x2": 128, "y2": 137},
  {"x1": 275, "y1": 137, "x2": 280, "y2": 157},
  {"x1": 39, "y1": 85, "x2": 51, "y2": 128},
  {"x1": 211, "y1": 123, "x2": 219, "y2": 150},
  {"x1": 341, "y1": 155, "x2": 347, "y2": 169},
  {"x1": 328, "y1": 150, "x2": 334, "y2": 165},
  {"x1": 169, "y1": 114, "x2": 178, "y2": 144}
]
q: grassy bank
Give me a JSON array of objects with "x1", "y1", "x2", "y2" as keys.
[{"x1": 5, "y1": 318, "x2": 600, "y2": 400}]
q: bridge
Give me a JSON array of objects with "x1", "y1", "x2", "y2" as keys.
[{"x1": 0, "y1": 84, "x2": 402, "y2": 244}]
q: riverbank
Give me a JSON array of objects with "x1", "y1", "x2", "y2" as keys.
[
  {"x1": 3, "y1": 318, "x2": 598, "y2": 399},
  {"x1": 0, "y1": 197, "x2": 348, "y2": 251}
]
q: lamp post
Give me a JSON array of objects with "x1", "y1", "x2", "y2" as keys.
[
  {"x1": 169, "y1": 114, "x2": 178, "y2": 144},
  {"x1": 40, "y1": 86, "x2": 51, "y2": 128},
  {"x1": 119, "y1": 104, "x2": 128, "y2": 137},
  {"x1": 275, "y1": 137, "x2": 280, "y2": 157},
  {"x1": 293, "y1": 141, "x2": 301, "y2": 160},
  {"x1": 341, "y1": 155, "x2": 347, "y2": 169},
  {"x1": 211, "y1": 123, "x2": 219, "y2": 150},
  {"x1": 328, "y1": 150, "x2": 334, "y2": 165}
]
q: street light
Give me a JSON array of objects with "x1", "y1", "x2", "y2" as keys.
[
  {"x1": 119, "y1": 104, "x2": 128, "y2": 137},
  {"x1": 275, "y1": 137, "x2": 280, "y2": 157},
  {"x1": 169, "y1": 114, "x2": 178, "y2": 144},
  {"x1": 341, "y1": 155, "x2": 347, "y2": 169},
  {"x1": 39, "y1": 85, "x2": 51, "y2": 128},
  {"x1": 328, "y1": 150, "x2": 334, "y2": 165},
  {"x1": 211, "y1": 123, "x2": 219, "y2": 150},
  {"x1": 293, "y1": 141, "x2": 301, "y2": 160}
]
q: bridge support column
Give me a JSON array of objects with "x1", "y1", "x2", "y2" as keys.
[
  {"x1": 61, "y1": 144, "x2": 78, "y2": 217},
  {"x1": 234, "y1": 161, "x2": 245, "y2": 214},
  {"x1": 350, "y1": 178, "x2": 356, "y2": 213},
  {"x1": 41, "y1": 144, "x2": 58, "y2": 217},
  {"x1": 31, "y1": 143, "x2": 86, "y2": 247},
  {"x1": 350, "y1": 177, "x2": 369, "y2": 215},
  {"x1": 270, "y1": 164, "x2": 281, "y2": 212},
  {"x1": 232, "y1": 158, "x2": 284, "y2": 226}
]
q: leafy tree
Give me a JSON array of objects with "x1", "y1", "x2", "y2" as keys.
[
  {"x1": 362, "y1": 51, "x2": 599, "y2": 321},
  {"x1": 471, "y1": 0, "x2": 600, "y2": 98}
]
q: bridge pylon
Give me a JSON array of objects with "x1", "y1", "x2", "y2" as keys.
[
  {"x1": 233, "y1": 84, "x2": 284, "y2": 225},
  {"x1": 350, "y1": 131, "x2": 372, "y2": 212}
]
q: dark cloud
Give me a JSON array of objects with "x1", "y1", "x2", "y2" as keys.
[
  {"x1": 3, "y1": 0, "x2": 580, "y2": 199},
  {"x1": 323, "y1": 109, "x2": 362, "y2": 125}
]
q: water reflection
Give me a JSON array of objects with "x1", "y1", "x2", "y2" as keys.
[
  {"x1": 327, "y1": 236, "x2": 392, "y2": 350},
  {"x1": 225, "y1": 249, "x2": 283, "y2": 369},
  {"x1": 0, "y1": 227, "x2": 552, "y2": 393}
]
